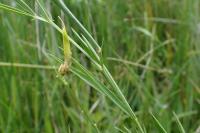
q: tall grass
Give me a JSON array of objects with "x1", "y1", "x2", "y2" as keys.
[{"x1": 0, "y1": 0, "x2": 199, "y2": 132}]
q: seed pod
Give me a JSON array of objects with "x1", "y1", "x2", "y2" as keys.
[
  {"x1": 62, "y1": 22, "x2": 72, "y2": 63},
  {"x1": 58, "y1": 18, "x2": 72, "y2": 76},
  {"x1": 58, "y1": 62, "x2": 69, "y2": 76}
]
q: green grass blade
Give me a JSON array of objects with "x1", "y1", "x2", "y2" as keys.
[
  {"x1": 70, "y1": 59, "x2": 130, "y2": 115},
  {"x1": 72, "y1": 29, "x2": 100, "y2": 63},
  {"x1": 53, "y1": 0, "x2": 101, "y2": 51},
  {"x1": 150, "y1": 112, "x2": 168, "y2": 133},
  {"x1": 173, "y1": 112, "x2": 186, "y2": 133},
  {"x1": 18, "y1": 0, "x2": 35, "y2": 14},
  {"x1": 0, "y1": 3, "x2": 33, "y2": 17}
]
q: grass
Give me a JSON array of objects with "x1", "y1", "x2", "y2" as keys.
[{"x1": 0, "y1": 0, "x2": 199, "y2": 132}]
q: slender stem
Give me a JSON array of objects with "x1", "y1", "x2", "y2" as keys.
[{"x1": 0, "y1": 62, "x2": 55, "y2": 70}]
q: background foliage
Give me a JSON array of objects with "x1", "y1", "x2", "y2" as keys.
[{"x1": 0, "y1": 0, "x2": 199, "y2": 132}]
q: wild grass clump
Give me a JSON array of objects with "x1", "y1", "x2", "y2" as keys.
[{"x1": 0, "y1": 0, "x2": 144, "y2": 132}]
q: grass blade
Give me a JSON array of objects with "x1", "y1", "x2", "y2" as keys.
[
  {"x1": 53, "y1": 0, "x2": 101, "y2": 51},
  {"x1": 150, "y1": 112, "x2": 168, "y2": 133},
  {"x1": 173, "y1": 112, "x2": 186, "y2": 133}
]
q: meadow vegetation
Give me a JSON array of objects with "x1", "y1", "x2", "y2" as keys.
[{"x1": 0, "y1": 0, "x2": 199, "y2": 132}]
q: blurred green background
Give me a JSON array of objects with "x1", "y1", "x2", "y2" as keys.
[{"x1": 0, "y1": 0, "x2": 199, "y2": 132}]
